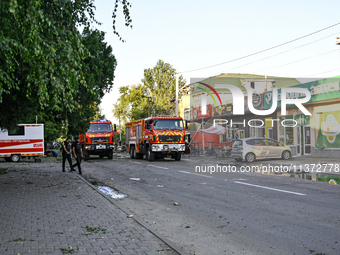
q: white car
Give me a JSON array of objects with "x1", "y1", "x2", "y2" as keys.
[{"x1": 231, "y1": 137, "x2": 292, "y2": 163}]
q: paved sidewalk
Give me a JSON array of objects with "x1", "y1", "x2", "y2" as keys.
[{"x1": 0, "y1": 161, "x2": 183, "y2": 255}]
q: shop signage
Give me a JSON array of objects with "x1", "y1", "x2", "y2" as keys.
[
  {"x1": 200, "y1": 84, "x2": 310, "y2": 116},
  {"x1": 316, "y1": 111, "x2": 340, "y2": 148},
  {"x1": 264, "y1": 77, "x2": 340, "y2": 110},
  {"x1": 244, "y1": 93, "x2": 264, "y2": 112},
  {"x1": 192, "y1": 104, "x2": 212, "y2": 120},
  {"x1": 212, "y1": 104, "x2": 233, "y2": 116},
  {"x1": 294, "y1": 114, "x2": 310, "y2": 125}
]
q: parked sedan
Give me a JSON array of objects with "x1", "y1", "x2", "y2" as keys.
[{"x1": 231, "y1": 137, "x2": 292, "y2": 163}]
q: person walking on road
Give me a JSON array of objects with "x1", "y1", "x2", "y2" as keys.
[
  {"x1": 62, "y1": 136, "x2": 74, "y2": 172},
  {"x1": 72, "y1": 136, "x2": 83, "y2": 174}
]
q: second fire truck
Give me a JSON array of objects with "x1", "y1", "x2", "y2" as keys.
[
  {"x1": 80, "y1": 119, "x2": 115, "y2": 160},
  {"x1": 125, "y1": 116, "x2": 186, "y2": 161}
]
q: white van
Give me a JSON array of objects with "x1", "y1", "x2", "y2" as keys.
[{"x1": 0, "y1": 124, "x2": 44, "y2": 162}]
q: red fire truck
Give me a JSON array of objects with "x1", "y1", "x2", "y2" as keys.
[
  {"x1": 125, "y1": 116, "x2": 186, "y2": 161},
  {"x1": 80, "y1": 119, "x2": 115, "y2": 160}
]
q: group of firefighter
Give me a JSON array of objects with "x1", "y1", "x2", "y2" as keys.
[{"x1": 62, "y1": 136, "x2": 83, "y2": 174}]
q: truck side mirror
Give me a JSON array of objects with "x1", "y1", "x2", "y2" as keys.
[
  {"x1": 185, "y1": 121, "x2": 188, "y2": 129},
  {"x1": 114, "y1": 124, "x2": 117, "y2": 132}
]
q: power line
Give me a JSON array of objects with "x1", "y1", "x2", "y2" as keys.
[
  {"x1": 229, "y1": 31, "x2": 340, "y2": 72},
  {"x1": 180, "y1": 22, "x2": 340, "y2": 74},
  {"x1": 301, "y1": 69, "x2": 340, "y2": 78},
  {"x1": 256, "y1": 49, "x2": 338, "y2": 72}
]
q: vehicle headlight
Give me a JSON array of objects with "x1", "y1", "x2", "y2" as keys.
[
  {"x1": 152, "y1": 145, "x2": 159, "y2": 150},
  {"x1": 180, "y1": 144, "x2": 185, "y2": 150},
  {"x1": 163, "y1": 145, "x2": 169, "y2": 150}
]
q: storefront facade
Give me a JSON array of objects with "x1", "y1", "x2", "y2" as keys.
[{"x1": 264, "y1": 76, "x2": 340, "y2": 157}]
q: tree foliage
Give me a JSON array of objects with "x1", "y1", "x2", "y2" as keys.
[
  {"x1": 0, "y1": 0, "x2": 120, "y2": 142},
  {"x1": 112, "y1": 0, "x2": 133, "y2": 42},
  {"x1": 67, "y1": 28, "x2": 117, "y2": 136},
  {"x1": 0, "y1": 0, "x2": 95, "y2": 124},
  {"x1": 113, "y1": 84, "x2": 148, "y2": 125},
  {"x1": 113, "y1": 60, "x2": 186, "y2": 124}
]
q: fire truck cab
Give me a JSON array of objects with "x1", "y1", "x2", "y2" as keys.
[
  {"x1": 126, "y1": 116, "x2": 186, "y2": 161},
  {"x1": 80, "y1": 120, "x2": 115, "y2": 160}
]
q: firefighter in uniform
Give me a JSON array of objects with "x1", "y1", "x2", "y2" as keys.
[
  {"x1": 62, "y1": 136, "x2": 74, "y2": 172},
  {"x1": 72, "y1": 136, "x2": 83, "y2": 174}
]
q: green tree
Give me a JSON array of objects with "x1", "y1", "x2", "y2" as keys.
[
  {"x1": 113, "y1": 84, "x2": 148, "y2": 124},
  {"x1": 142, "y1": 60, "x2": 186, "y2": 116},
  {"x1": 0, "y1": 0, "x2": 130, "y2": 130},
  {"x1": 113, "y1": 60, "x2": 186, "y2": 124},
  {"x1": 67, "y1": 28, "x2": 117, "y2": 136},
  {"x1": 0, "y1": 0, "x2": 93, "y2": 129}
]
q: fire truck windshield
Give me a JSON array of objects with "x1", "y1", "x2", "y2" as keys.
[
  {"x1": 153, "y1": 119, "x2": 184, "y2": 130},
  {"x1": 87, "y1": 123, "x2": 112, "y2": 133}
]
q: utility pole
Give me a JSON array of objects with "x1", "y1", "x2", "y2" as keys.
[
  {"x1": 119, "y1": 110, "x2": 122, "y2": 142},
  {"x1": 336, "y1": 37, "x2": 340, "y2": 66},
  {"x1": 142, "y1": 95, "x2": 152, "y2": 117},
  {"x1": 148, "y1": 97, "x2": 151, "y2": 117},
  {"x1": 176, "y1": 69, "x2": 179, "y2": 116}
]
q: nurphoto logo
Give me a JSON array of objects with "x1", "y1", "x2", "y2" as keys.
[{"x1": 201, "y1": 84, "x2": 312, "y2": 116}]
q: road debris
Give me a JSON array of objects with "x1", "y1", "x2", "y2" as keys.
[
  {"x1": 98, "y1": 186, "x2": 127, "y2": 199},
  {"x1": 129, "y1": 178, "x2": 141, "y2": 181}
]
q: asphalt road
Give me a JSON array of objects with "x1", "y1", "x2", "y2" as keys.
[{"x1": 82, "y1": 154, "x2": 340, "y2": 255}]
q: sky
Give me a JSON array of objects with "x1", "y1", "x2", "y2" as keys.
[{"x1": 92, "y1": 0, "x2": 340, "y2": 124}]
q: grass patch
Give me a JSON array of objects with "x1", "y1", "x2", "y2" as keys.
[
  {"x1": 0, "y1": 168, "x2": 7, "y2": 175},
  {"x1": 9, "y1": 237, "x2": 26, "y2": 242},
  {"x1": 60, "y1": 246, "x2": 76, "y2": 254},
  {"x1": 89, "y1": 180, "x2": 98, "y2": 185},
  {"x1": 9, "y1": 237, "x2": 34, "y2": 242},
  {"x1": 83, "y1": 225, "x2": 108, "y2": 235}
]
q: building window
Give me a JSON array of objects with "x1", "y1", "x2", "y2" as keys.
[
  {"x1": 249, "y1": 120, "x2": 265, "y2": 137},
  {"x1": 279, "y1": 116, "x2": 294, "y2": 145},
  {"x1": 250, "y1": 82, "x2": 255, "y2": 89},
  {"x1": 268, "y1": 128, "x2": 273, "y2": 139}
]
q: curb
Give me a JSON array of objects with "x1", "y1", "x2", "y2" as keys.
[{"x1": 75, "y1": 173, "x2": 190, "y2": 255}]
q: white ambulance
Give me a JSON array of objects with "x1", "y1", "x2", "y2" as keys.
[{"x1": 0, "y1": 124, "x2": 44, "y2": 162}]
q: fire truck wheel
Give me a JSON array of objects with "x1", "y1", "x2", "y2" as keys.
[
  {"x1": 10, "y1": 154, "x2": 20, "y2": 162},
  {"x1": 175, "y1": 152, "x2": 181, "y2": 161},
  {"x1": 130, "y1": 147, "x2": 135, "y2": 159},
  {"x1": 146, "y1": 147, "x2": 154, "y2": 161},
  {"x1": 108, "y1": 150, "x2": 113, "y2": 159}
]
